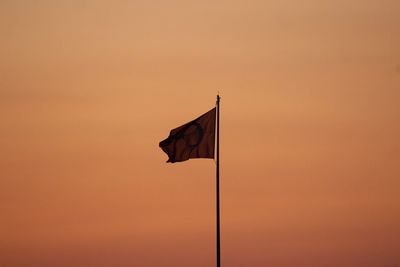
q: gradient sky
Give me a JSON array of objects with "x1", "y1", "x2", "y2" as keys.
[{"x1": 1, "y1": 0, "x2": 400, "y2": 266}]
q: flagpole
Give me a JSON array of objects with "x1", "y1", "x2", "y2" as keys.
[{"x1": 216, "y1": 94, "x2": 221, "y2": 267}]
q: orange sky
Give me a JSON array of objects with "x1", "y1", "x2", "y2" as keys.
[{"x1": 1, "y1": 0, "x2": 400, "y2": 266}]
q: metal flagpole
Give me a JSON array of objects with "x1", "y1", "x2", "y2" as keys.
[{"x1": 216, "y1": 94, "x2": 221, "y2": 267}]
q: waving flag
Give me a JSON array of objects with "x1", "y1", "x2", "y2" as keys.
[{"x1": 159, "y1": 108, "x2": 216, "y2": 163}]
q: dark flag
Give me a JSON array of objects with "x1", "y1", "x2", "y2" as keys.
[{"x1": 159, "y1": 108, "x2": 216, "y2": 163}]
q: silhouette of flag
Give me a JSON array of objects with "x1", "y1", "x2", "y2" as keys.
[{"x1": 159, "y1": 108, "x2": 216, "y2": 163}]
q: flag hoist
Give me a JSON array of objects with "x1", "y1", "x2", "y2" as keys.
[{"x1": 159, "y1": 95, "x2": 221, "y2": 267}]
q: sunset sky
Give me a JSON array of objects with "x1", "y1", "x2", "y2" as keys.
[{"x1": 1, "y1": 0, "x2": 400, "y2": 266}]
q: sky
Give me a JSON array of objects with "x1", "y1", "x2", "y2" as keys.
[{"x1": 1, "y1": 0, "x2": 400, "y2": 266}]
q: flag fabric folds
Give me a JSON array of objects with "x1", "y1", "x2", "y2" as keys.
[{"x1": 159, "y1": 108, "x2": 216, "y2": 163}]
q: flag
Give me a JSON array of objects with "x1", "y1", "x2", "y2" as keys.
[{"x1": 159, "y1": 108, "x2": 216, "y2": 163}]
